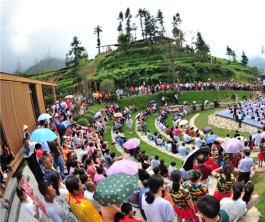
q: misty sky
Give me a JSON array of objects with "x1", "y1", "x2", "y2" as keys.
[{"x1": 1, "y1": 0, "x2": 265, "y2": 73}]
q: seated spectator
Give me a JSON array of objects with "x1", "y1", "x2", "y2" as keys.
[
  {"x1": 178, "y1": 143, "x2": 188, "y2": 157},
  {"x1": 1, "y1": 144, "x2": 14, "y2": 164},
  {"x1": 151, "y1": 156, "x2": 160, "y2": 169},
  {"x1": 104, "y1": 149, "x2": 112, "y2": 167},
  {"x1": 94, "y1": 166, "x2": 105, "y2": 185},
  {"x1": 158, "y1": 160, "x2": 168, "y2": 178},
  {"x1": 197, "y1": 195, "x2": 229, "y2": 222},
  {"x1": 65, "y1": 176, "x2": 103, "y2": 222},
  {"x1": 183, "y1": 132, "x2": 193, "y2": 144},
  {"x1": 84, "y1": 181, "x2": 102, "y2": 212},
  {"x1": 195, "y1": 133, "x2": 202, "y2": 148},
  {"x1": 193, "y1": 154, "x2": 212, "y2": 185},
  {"x1": 171, "y1": 142, "x2": 178, "y2": 154},
  {"x1": 156, "y1": 136, "x2": 166, "y2": 146},
  {"x1": 138, "y1": 163, "x2": 150, "y2": 182},
  {"x1": 146, "y1": 130, "x2": 153, "y2": 141},
  {"x1": 168, "y1": 161, "x2": 177, "y2": 179}
]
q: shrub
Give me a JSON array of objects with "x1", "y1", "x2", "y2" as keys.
[
  {"x1": 84, "y1": 114, "x2": 94, "y2": 124},
  {"x1": 76, "y1": 118, "x2": 88, "y2": 126}
]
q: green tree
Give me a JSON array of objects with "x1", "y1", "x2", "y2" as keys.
[
  {"x1": 94, "y1": 25, "x2": 102, "y2": 54},
  {"x1": 100, "y1": 79, "x2": 115, "y2": 95},
  {"x1": 194, "y1": 32, "x2": 210, "y2": 61},
  {"x1": 117, "y1": 33, "x2": 131, "y2": 52},
  {"x1": 241, "y1": 51, "x2": 248, "y2": 66},
  {"x1": 172, "y1": 13, "x2": 182, "y2": 27},
  {"x1": 117, "y1": 11, "x2": 124, "y2": 34},
  {"x1": 157, "y1": 9, "x2": 165, "y2": 36},
  {"x1": 65, "y1": 36, "x2": 88, "y2": 67},
  {"x1": 136, "y1": 8, "x2": 145, "y2": 39},
  {"x1": 226, "y1": 45, "x2": 232, "y2": 61},
  {"x1": 125, "y1": 8, "x2": 132, "y2": 35}
]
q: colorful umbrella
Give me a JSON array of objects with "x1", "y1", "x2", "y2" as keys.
[
  {"x1": 179, "y1": 119, "x2": 189, "y2": 126},
  {"x1": 93, "y1": 173, "x2": 138, "y2": 206},
  {"x1": 223, "y1": 138, "x2": 243, "y2": 153},
  {"x1": 182, "y1": 147, "x2": 210, "y2": 170},
  {"x1": 149, "y1": 100, "x2": 156, "y2": 104},
  {"x1": 106, "y1": 159, "x2": 138, "y2": 176},
  {"x1": 38, "y1": 113, "x2": 52, "y2": 121},
  {"x1": 114, "y1": 112, "x2": 123, "y2": 118},
  {"x1": 30, "y1": 128, "x2": 58, "y2": 143},
  {"x1": 123, "y1": 138, "x2": 140, "y2": 150}
]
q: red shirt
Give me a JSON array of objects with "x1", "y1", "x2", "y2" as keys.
[
  {"x1": 193, "y1": 164, "x2": 212, "y2": 180},
  {"x1": 120, "y1": 217, "x2": 142, "y2": 222}
]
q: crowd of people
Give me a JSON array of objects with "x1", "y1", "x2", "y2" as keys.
[{"x1": 1, "y1": 90, "x2": 264, "y2": 222}]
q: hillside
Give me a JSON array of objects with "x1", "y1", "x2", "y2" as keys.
[
  {"x1": 24, "y1": 58, "x2": 65, "y2": 75},
  {"x1": 29, "y1": 43, "x2": 259, "y2": 95}
]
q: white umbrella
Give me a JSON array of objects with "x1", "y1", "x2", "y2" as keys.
[
  {"x1": 38, "y1": 113, "x2": 52, "y2": 121},
  {"x1": 178, "y1": 119, "x2": 188, "y2": 126},
  {"x1": 65, "y1": 95, "x2": 74, "y2": 99}
]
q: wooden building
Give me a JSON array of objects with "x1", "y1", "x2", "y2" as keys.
[{"x1": 0, "y1": 72, "x2": 57, "y2": 176}]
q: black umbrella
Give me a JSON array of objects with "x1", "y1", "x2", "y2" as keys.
[
  {"x1": 202, "y1": 127, "x2": 212, "y2": 133},
  {"x1": 113, "y1": 123, "x2": 123, "y2": 130},
  {"x1": 182, "y1": 147, "x2": 210, "y2": 170}
]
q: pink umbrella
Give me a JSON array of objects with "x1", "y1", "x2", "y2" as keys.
[
  {"x1": 106, "y1": 159, "x2": 138, "y2": 176},
  {"x1": 223, "y1": 138, "x2": 243, "y2": 153},
  {"x1": 124, "y1": 138, "x2": 140, "y2": 150}
]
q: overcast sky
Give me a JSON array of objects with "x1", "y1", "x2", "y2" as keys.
[{"x1": 1, "y1": 0, "x2": 265, "y2": 73}]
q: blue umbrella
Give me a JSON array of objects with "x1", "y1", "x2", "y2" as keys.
[
  {"x1": 38, "y1": 113, "x2": 52, "y2": 121},
  {"x1": 61, "y1": 120, "x2": 71, "y2": 128},
  {"x1": 30, "y1": 128, "x2": 58, "y2": 143},
  {"x1": 149, "y1": 100, "x2": 156, "y2": 104},
  {"x1": 205, "y1": 134, "x2": 217, "y2": 144}
]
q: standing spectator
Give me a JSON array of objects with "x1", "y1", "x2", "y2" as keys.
[
  {"x1": 23, "y1": 138, "x2": 44, "y2": 184},
  {"x1": 65, "y1": 176, "x2": 103, "y2": 222},
  {"x1": 197, "y1": 195, "x2": 230, "y2": 222},
  {"x1": 161, "y1": 96, "x2": 165, "y2": 106},
  {"x1": 238, "y1": 149, "x2": 254, "y2": 183},
  {"x1": 141, "y1": 175, "x2": 177, "y2": 222},
  {"x1": 23, "y1": 124, "x2": 30, "y2": 139},
  {"x1": 211, "y1": 164, "x2": 236, "y2": 201},
  {"x1": 126, "y1": 115, "x2": 133, "y2": 134},
  {"x1": 220, "y1": 182, "x2": 247, "y2": 222},
  {"x1": 38, "y1": 181, "x2": 75, "y2": 222},
  {"x1": 174, "y1": 93, "x2": 178, "y2": 105},
  {"x1": 16, "y1": 186, "x2": 50, "y2": 221},
  {"x1": 258, "y1": 138, "x2": 265, "y2": 168}
]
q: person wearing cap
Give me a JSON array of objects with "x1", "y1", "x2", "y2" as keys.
[{"x1": 23, "y1": 124, "x2": 29, "y2": 138}]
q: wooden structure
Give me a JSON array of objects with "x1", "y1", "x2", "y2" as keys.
[{"x1": 0, "y1": 72, "x2": 57, "y2": 179}]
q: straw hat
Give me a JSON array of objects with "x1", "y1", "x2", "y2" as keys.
[{"x1": 23, "y1": 124, "x2": 28, "y2": 130}]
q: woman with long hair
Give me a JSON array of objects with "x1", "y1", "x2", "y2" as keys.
[
  {"x1": 258, "y1": 138, "x2": 265, "y2": 167},
  {"x1": 242, "y1": 181, "x2": 259, "y2": 210},
  {"x1": 16, "y1": 171, "x2": 47, "y2": 216},
  {"x1": 114, "y1": 202, "x2": 142, "y2": 222},
  {"x1": 182, "y1": 170, "x2": 208, "y2": 216},
  {"x1": 170, "y1": 170, "x2": 197, "y2": 222},
  {"x1": 220, "y1": 182, "x2": 247, "y2": 222},
  {"x1": 16, "y1": 186, "x2": 50, "y2": 222},
  {"x1": 141, "y1": 174, "x2": 176, "y2": 222},
  {"x1": 211, "y1": 164, "x2": 236, "y2": 201}
]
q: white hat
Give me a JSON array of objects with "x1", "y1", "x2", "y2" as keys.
[{"x1": 23, "y1": 124, "x2": 28, "y2": 130}]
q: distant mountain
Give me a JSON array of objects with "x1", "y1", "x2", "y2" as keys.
[
  {"x1": 24, "y1": 57, "x2": 65, "y2": 75},
  {"x1": 248, "y1": 56, "x2": 265, "y2": 69}
]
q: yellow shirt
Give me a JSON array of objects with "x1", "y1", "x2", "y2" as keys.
[{"x1": 67, "y1": 192, "x2": 103, "y2": 222}]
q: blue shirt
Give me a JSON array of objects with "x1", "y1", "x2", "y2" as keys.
[
  {"x1": 195, "y1": 137, "x2": 202, "y2": 148},
  {"x1": 178, "y1": 146, "x2": 187, "y2": 156},
  {"x1": 44, "y1": 169, "x2": 65, "y2": 183},
  {"x1": 139, "y1": 186, "x2": 150, "y2": 202}
]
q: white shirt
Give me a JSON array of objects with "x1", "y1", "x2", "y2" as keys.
[
  {"x1": 84, "y1": 190, "x2": 102, "y2": 212},
  {"x1": 22, "y1": 195, "x2": 43, "y2": 220},
  {"x1": 220, "y1": 198, "x2": 247, "y2": 222},
  {"x1": 141, "y1": 195, "x2": 176, "y2": 222},
  {"x1": 43, "y1": 199, "x2": 67, "y2": 222},
  {"x1": 238, "y1": 156, "x2": 254, "y2": 172}
]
